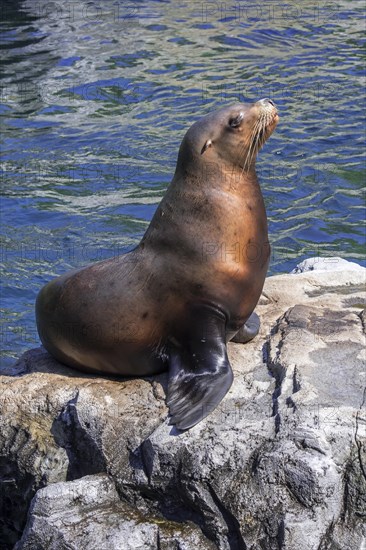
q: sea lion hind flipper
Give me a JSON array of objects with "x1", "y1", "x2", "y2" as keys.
[
  {"x1": 230, "y1": 311, "x2": 260, "y2": 343},
  {"x1": 167, "y1": 306, "x2": 233, "y2": 430}
]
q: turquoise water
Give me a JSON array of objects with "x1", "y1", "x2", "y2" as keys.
[{"x1": 1, "y1": 0, "x2": 365, "y2": 367}]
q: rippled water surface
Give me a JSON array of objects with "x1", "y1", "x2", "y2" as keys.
[{"x1": 1, "y1": 0, "x2": 365, "y2": 366}]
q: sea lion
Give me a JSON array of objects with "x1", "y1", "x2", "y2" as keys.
[{"x1": 36, "y1": 99, "x2": 279, "y2": 430}]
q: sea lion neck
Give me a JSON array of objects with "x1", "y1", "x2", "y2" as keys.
[{"x1": 172, "y1": 155, "x2": 260, "y2": 195}]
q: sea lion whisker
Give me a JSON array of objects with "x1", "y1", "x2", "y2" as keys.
[
  {"x1": 253, "y1": 115, "x2": 270, "y2": 154},
  {"x1": 242, "y1": 119, "x2": 261, "y2": 173},
  {"x1": 244, "y1": 120, "x2": 262, "y2": 172}
]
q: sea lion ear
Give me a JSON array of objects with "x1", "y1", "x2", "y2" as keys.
[
  {"x1": 201, "y1": 139, "x2": 212, "y2": 155},
  {"x1": 229, "y1": 112, "x2": 244, "y2": 128}
]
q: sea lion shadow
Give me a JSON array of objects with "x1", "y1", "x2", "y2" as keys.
[
  {"x1": 2, "y1": 347, "x2": 79, "y2": 378},
  {"x1": 5, "y1": 345, "x2": 169, "y2": 392}
]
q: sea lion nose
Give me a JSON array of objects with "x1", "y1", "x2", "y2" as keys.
[{"x1": 260, "y1": 98, "x2": 275, "y2": 107}]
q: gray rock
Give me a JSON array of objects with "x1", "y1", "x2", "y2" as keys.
[
  {"x1": 290, "y1": 256, "x2": 365, "y2": 273},
  {"x1": 1, "y1": 268, "x2": 365, "y2": 549},
  {"x1": 15, "y1": 474, "x2": 214, "y2": 550}
]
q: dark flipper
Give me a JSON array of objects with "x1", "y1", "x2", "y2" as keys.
[
  {"x1": 167, "y1": 305, "x2": 233, "y2": 430},
  {"x1": 229, "y1": 311, "x2": 260, "y2": 343}
]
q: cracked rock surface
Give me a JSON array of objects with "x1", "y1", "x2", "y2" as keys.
[{"x1": 1, "y1": 268, "x2": 365, "y2": 549}]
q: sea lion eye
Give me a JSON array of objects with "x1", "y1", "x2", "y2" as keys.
[{"x1": 229, "y1": 113, "x2": 244, "y2": 128}]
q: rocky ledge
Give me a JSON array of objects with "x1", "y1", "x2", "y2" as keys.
[{"x1": 0, "y1": 261, "x2": 365, "y2": 550}]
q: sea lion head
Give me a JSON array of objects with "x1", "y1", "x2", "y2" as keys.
[{"x1": 176, "y1": 99, "x2": 279, "y2": 174}]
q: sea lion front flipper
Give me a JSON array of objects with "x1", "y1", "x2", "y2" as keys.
[{"x1": 167, "y1": 305, "x2": 233, "y2": 430}]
